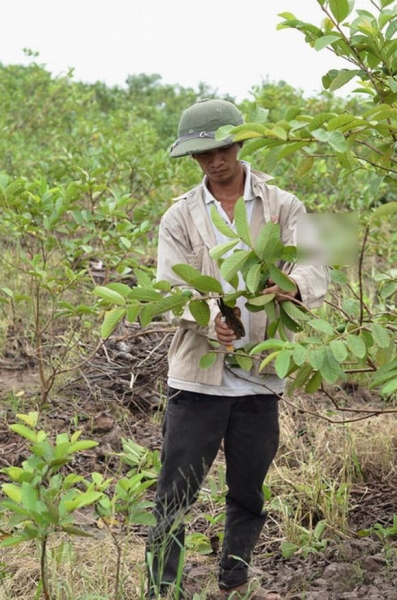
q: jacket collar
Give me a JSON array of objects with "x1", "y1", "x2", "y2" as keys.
[{"x1": 173, "y1": 166, "x2": 275, "y2": 248}]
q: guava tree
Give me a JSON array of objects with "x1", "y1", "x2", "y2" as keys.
[{"x1": 95, "y1": 0, "x2": 397, "y2": 411}]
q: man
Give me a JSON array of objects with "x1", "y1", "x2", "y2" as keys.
[{"x1": 146, "y1": 99, "x2": 329, "y2": 599}]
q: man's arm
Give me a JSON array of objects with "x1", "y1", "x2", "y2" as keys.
[{"x1": 156, "y1": 211, "x2": 220, "y2": 338}]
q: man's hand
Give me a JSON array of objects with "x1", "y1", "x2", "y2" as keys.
[
  {"x1": 215, "y1": 307, "x2": 242, "y2": 349},
  {"x1": 263, "y1": 277, "x2": 299, "y2": 302}
]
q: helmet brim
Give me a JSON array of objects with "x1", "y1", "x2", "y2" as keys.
[{"x1": 169, "y1": 134, "x2": 235, "y2": 158}]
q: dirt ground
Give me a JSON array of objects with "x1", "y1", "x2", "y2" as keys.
[{"x1": 0, "y1": 324, "x2": 396, "y2": 600}]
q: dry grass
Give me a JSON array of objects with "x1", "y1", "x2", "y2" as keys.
[
  {"x1": 1, "y1": 397, "x2": 396, "y2": 599},
  {"x1": 0, "y1": 532, "x2": 146, "y2": 600},
  {"x1": 266, "y1": 397, "x2": 397, "y2": 540}
]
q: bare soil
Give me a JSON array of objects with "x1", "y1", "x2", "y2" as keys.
[{"x1": 0, "y1": 323, "x2": 396, "y2": 599}]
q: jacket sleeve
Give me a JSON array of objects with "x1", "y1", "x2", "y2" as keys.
[{"x1": 156, "y1": 208, "x2": 219, "y2": 339}]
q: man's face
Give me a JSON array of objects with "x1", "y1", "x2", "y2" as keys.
[{"x1": 192, "y1": 144, "x2": 241, "y2": 186}]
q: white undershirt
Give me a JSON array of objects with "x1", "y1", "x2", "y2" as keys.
[{"x1": 168, "y1": 162, "x2": 284, "y2": 396}]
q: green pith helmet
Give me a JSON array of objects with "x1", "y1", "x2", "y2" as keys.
[{"x1": 170, "y1": 99, "x2": 244, "y2": 158}]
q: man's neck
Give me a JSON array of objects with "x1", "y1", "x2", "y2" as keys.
[{"x1": 208, "y1": 163, "x2": 245, "y2": 203}]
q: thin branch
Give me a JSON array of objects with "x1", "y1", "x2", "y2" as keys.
[
  {"x1": 319, "y1": 3, "x2": 386, "y2": 101},
  {"x1": 359, "y1": 225, "x2": 370, "y2": 326}
]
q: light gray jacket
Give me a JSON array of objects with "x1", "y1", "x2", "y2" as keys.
[{"x1": 157, "y1": 168, "x2": 329, "y2": 385}]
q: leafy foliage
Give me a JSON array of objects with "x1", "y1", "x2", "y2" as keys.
[{"x1": 0, "y1": 4, "x2": 396, "y2": 404}]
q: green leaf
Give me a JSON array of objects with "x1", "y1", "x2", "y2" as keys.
[
  {"x1": 101, "y1": 308, "x2": 126, "y2": 338},
  {"x1": 220, "y1": 250, "x2": 253, "y2": 283},
  {"x1": 293, "y1": 344, "x2": 308, "y2": 366},
  {"x1": 327, "y1": 130, "x2": 347, "y2": 152},
  {"x1": 234, "y1": 198, "x2": 253, "y2": 246},
  {"x1": 311, "y1": 127, "x2": 329, "y2": 143},
  {"x1": 297, "y1": 156, "x2": 314, "y2": 177},
  {"x1": 280, "y1": 305, "x2": 302, "y2": 333},
  {"x1": 308, "y1": 347, "x2": 326, "y2": 370},
  {"x1": 275, "y1": 350, "x2": 292, "y2": 378},
  {"x1": 106, "y1": 282, "x2": 134, "y2": 296},
  {"x1": 314, "y1": 34, "x2": 342, "y2": 50},
  {"x1": 254, "y1": 222, "x2": 281, "y2": 260},
  {"x1": 370, "y1": 323, "x2": 390, "y2": 349},
  {"x1": 154, "y1": 279, "x2": 172, "y2": 292},
  {"x1": 281, "y1": 245, "x2": 297, "y2": 262},
  {"x1": 188, "y1": 299, "x2": 210, "y2": 327},
  {"x1": 250, "y1": 339, "x2": 287, "y2": 354},
  {"x1": 173, "y1": 265, "x2": 223, "y2": 293},
  {"x1": 69, "y1": 440, "x2": 98, "y2": 453},
  {"x1": 2, "y1": 484, "x2": 22, "y2": 503},
  {"x1": 246, "y1": 263, "x2": 262, "y2": 294},
  {"x1": 346, "y1": 334, "x2": 367, "y2": 359},
  {"x1": 259, "y1": 351, "x2": 280, "y2": 371},
  {"x1": 9, "y1": 424, "x2": 37, "y2": 442},
  {"x1": 64, "y1": 491, "x2": 103, "y2": 511},
  {"x1": 139, "y1": 304, "x2": 155, "y2": 327},
  {"x1": 210, "y1": 205, "x2": 239, "y2": 238},
  {"x1": 360, "y1": 329, "x2": 374, "y2": 350},
  {"x1": 280, "y1": 541, "x2": 299, "y2": 559},
  {"x1": 61, "y1": 525, "x2": 93, "y2": 537},
  {"x1": 20, "y1": 482, "x2": 38, "y2": 513},
  {"x1": 327, "y1": 114, "x2": 358, "y2": 132},
  {"x1": 2, "y1": 467, "x2": 27, "y2": 482},
  {"x1": 342, "y1": 298, "x2": 360, "y2": 318},
  {"x1": 93, "y1": 286, "x2": 126, "y2": 306},
  {"x1": 370, "y1": 202, "x2": 397, "y2": 222},
  {"x1": 370, "y1": 359, "x2": 397, "y2": 387},
  {"x1": 224, "y1": 122, "x2": 269, "y2": 141},
  {"x1": 126, "y1": 302, "x2": 141, "y2": 323},
  {"x1": 191, "y1": 275, "x2": 223, "y2": 294},
  {"x1": 246, "y1": 293, "x2": 275, "y2": 307},
  {"x1": 172, "y1": 263, "x2": 203, "y2": 284},
  {"x1": 305, "y1": 371, "x2": 323, "y2": 393},
  {"x1": 0, "y1": 535, "x2": 29, "y2": 547},
  {"x1": 320, "y1": 348, "x2": 344, "y2": 384},
  {"x1": 127, "y1": 288, "x2": 162, "y2": 302},
  {"x1": 381, "y1": 378, "x2": 397, "y2": 395},
  {"x1": 289, "y1": 363, "x2": 313, "y2": 391},
  {"x1": 149, "y1": 295, "x2": 188, "y2": 317},
  {"x1": 264, "y1": 299, "x2": 278, "y2": 324},
  {"x1": 281, "y1": 300, "x2": 310, "y2": 322},
  {"x1": 269, "y1": 265, "x2": 297, "y2": 292},
  {"x1": 329, "y1": 0, "x2": 351, "y2": 22},
  {"x1": 199, "y1": 352, "x2": 217, "y2": 369},
  {"x1": 235, "y1": 353, "x2": 253, "y2": 371},
  {"x1": 308, "y1": 319, "x2": 334, "y2": 336},
  {"x1": 329, "y1": 70, "x2": 360, "y2": 92},
  {"x1": 209, "y1": 239, "x2": 239, "y2": 260},
  {"x1": 134, "y1": 268, "x2": 154, "y2": 288},
  {"x1": 380, "y1": 281, "x2": 397, "y2": 300},
  {"x1": 128, "y1": 511, "x2": 156, "y2": 526},
  {"x1": 330, "y1": 269, "x2": 348, "y2": 284},
  {"x1": 330, "y1": 339, "x2": 348, "y2": 363},
  {"x1": 16, "y1": 412, "x2": 39, "y2": 428},
  {"x1": 239, "y1": 138, "x2": 276, "y2": 158},
  {"x1": 385, "y1": 18, "x2": 397, "y2": 39},
  {"x1": 277, "y1": 141, "x2": 307, "y2": 160}
]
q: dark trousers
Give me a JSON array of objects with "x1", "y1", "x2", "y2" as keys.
[{"x1": 146, "y1": 387, "x2": 280, "y2": 593}]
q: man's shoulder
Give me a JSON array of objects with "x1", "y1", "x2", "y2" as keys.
[
  {"x1": 172, "y1": 182, "x2": 203, "y2": 204},
  {"x1": 250, "y1": 167, "x2": 274, "y2": 185},
  {"x1": 161, "y1": 182, "x2": 204, "y2": 224}
]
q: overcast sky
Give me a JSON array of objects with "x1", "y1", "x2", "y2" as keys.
[{"x1": 1, "y1": 0, "x2": 374, "y2": 100}]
